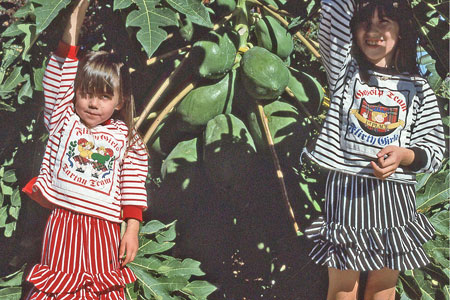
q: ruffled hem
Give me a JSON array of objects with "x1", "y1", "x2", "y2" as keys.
[
  {"x1": 305, "y1": 214, "x2": 434, "y2": 255},
  {"x1": 27, "y1": 264, "x2": 136, "y2": 295},
  {"x1": 305, "y1": 214, "x2": 435, "y2": 271},
  {"x1": 308, "y1": 240, "x2": 431, "y2": 271}
]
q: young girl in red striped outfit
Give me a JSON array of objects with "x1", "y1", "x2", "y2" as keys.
[{"x1": 22, "y1": 1, "x2": 148, "y2": 299}]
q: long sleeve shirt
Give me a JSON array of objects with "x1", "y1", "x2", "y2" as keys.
[
  {"x1": 28, "y1": 42, "x2": 148, "y2": 223},
  {"x1": 306, "y1": 0, "x2": 446, "y2": 183}
]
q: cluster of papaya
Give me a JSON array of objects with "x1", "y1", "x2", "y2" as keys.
[{"x1": 143, "y1": 0, "x2": 324, "y2": 208}]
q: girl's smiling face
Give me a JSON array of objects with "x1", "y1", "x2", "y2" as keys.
[
  {"x1": 75, "y1": 90, "x2": 122, "y2": 128},
  {"x1": 355, "y1": 9, "x2": 400, "y2": 68}
]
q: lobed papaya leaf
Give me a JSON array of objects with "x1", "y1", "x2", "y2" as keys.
[
  {"x1": 423, "y1": 238, "x2": 450, "y2": 270},
  {"x1": 138, "y1": 239, "x2": 175, "y2": 255},
  {"x1": 0, "y1": 267, "x2": 24, "y2": 287},
  {"x1": 31, "y1": 0, "x2": 71, "y2": 34},
  {"x1": 113, "y1": 0, "x2": 134, "y2": 10},
  {"x1": 166, "y1": 0, "x2": 213, "y2": 28},
  {"x1": 124, "y1": 0, "x2": 177, "y2": 58},
  {"x1": 416, "y1": 169, "x2": 449, "y2": 210},
  {"x1": 158, "y1": 258, "x2": 205, "y2": 278},
  {"x1": 399, "y1": 270, "x2": 422, "y2": 299},
  {"x1": 182, "y1": 280, "x2": 217, "y2": 299},
  {"x1": 0, "y1": 41, "x2": 22, "y2": 84},
  {"x1": 0, "y1": 287, "x2": 22, "y2": 300},
  {"x1": 429, "y1": 209, "x2": 449, "y2": 236},
  {"x1": 140, "y1": 219, "x2": 172, "y2": 235}
]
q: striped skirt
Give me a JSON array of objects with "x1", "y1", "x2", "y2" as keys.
[
  {"x1": 26, "y1": 208, "x2": 136, "y2": 300},
  {"x1": 305, "y1": 170, "x2": 435, "y2": 271}
]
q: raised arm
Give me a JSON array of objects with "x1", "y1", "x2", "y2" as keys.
[
  {"x1": 62, "y1": 0, "x2": 90, "y2": 46},
  {"x1": 43, "y1": 0, "x2": 90, "y2": 133},
  {"x1": 319, "y1": 0, "x2": 356, "y2": 92}
]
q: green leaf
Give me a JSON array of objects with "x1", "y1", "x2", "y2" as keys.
[
  {"x1": 416, "y1": 170, "x2": 449, "y2": 210},
  {"x1": 429, "y1": 210, "x2": 449, "y2": 236},
  {"x1": 1, "y1": 22, "x2": 25, "y2": 38},
  {"x1": 113, "y1": 0, "x2": 133, "y2": 10},
  {"x1": 13, "y1": 1, "x2": 35, "y2": 18},
  {"x1": 399, "y1": 270, "x2": 422, "y2": 299},
  {"x1": 0, "y1": 287, "x2": 22, "y2": 300},
  {"x1": 130, "y1": 256, "x2": 164, "y2": 271},
  {"x1": 2, "y1": 170, "x2": 17, "y2": 183},
  {"x1": 182, "y1": 280, "x2": 217, "y2": 299},
  {"x1": 17, "y1": 24, "x2": 37, "y2": 59},
  {"x1": 0, "y1": 67, "x2": 25, "y2": 93},
  {"x1": 0, "y1": 268, "x2": 24, "y2": 287},
  {"x1": 139, "y1": 240, "x2": 175, "y2": 255},
  {"x1": 33, "y1": 60, "x2": 47, "y2": 92},
  {"x1": 140, "y1": 219, "x2": 170, "y2": 234},
  {"x1": 1, "y1": 182, "x2": 13, "y2": 196},
  {"x1": 166, "y1": 0, "x2": 212, "y2": 28},
  {"x1": 155, "y1": 222, "x2": 176, "y2": 243},
  {"x1": 159, "y1": 258, "x2": 205, "y2": 278},
  {"x1": 31, "y1": 0, "x2": 71, "y2": 34},
  {"x1": 423, "y1": 239, "x2": 450, "y2": 269},
  {"x1": 4, "y1": 222, "x2": 17, "y2": 237},
  {"x1": 18, "y1": 76, "x2": 32, "y2": 104},
  {"x1": 0, "y1": 206, "x2": 7, "y2": 228},
  {"x1": 125, "y1": 0, "x2": 178, "y2": 58},
  {"x1": 11, "y1": 189, "x2": 21, "y2": 207},
  {"x1": 131, "y1": 267, "x2": 186, "y2": 299},
  {"x1": 0, "y1": 41, "x2": 22, "y2": 84}
]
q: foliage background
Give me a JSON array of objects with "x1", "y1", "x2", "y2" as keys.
[{"x1": 0, "y1": 0, "x2": 448, "y2": 299}]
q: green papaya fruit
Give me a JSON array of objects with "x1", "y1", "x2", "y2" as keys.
[
  {"x1": 247, "y1": 99, "x2": 307, "y2": 163},
  {"x1": 190, "y1": 31, "x2": 237, "y2": 79},
  {"x1": 211, "y1": 0, "x2": 236, "y2": 17},
  {"x1": 203, "y1": 114, "x2": 257, "y2": 193},
  {"x1": 240, "y1": 46, "x2": 289, "y2": 101},
  {"x1": 175, "y1": 70, "x2": 235, "y2": 133},
  {"x1": 287, "y1": 69, "x2": 324, "y2": 113},
  {"x1": 161, "y1": 138, "x2": 199, "y2": 191},
  {"x1": 255, "y1": 16, "x2": 293, "y2": 60}
]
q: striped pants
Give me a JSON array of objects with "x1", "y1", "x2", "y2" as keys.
[
  {"x1": 26, "y1": 208, "x2": 136, "y2": 300},
  {"x1": 305, "y1": 170, "x2": 435, "y2": 271}
]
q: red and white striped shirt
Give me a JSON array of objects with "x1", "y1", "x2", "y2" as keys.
[{"x1": 27, "y1": 42, "x2": 148, "y2": 223}]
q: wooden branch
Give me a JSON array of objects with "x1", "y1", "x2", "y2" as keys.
[
  {"x1": 256, "y1": 103, "x2": 301, "y2": 235},
  {"x1": 143, "y1": 82, "x2": 196, "y2": 144},
  {"x1": 146, "y1": 45, "x2": 191, "y2": 66},
  {"x1": 135, "y1": 52, "x2": 191, "y2": 130}
]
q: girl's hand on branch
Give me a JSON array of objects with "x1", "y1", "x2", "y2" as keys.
[
  {"x1": 370, "y1": 146, "x2": 415, "y2": 180},
  {"x1": 119, "y1": 218, "x2": 140, "y2": 267}
]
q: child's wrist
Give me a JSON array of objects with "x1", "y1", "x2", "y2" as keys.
[{"x1": 400, "y1": 147, "x2": 415, "y2": 166}]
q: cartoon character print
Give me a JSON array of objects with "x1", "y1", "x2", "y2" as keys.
[
  {"x1": 66, "y1": 138, "x2": 116, "y2": 178},
  {"x1": 91, "y1": 147, "x2": 114, "y2": 178},
  {"x1": 72, "y1": 138, "x2": 94, "y2": 173}
]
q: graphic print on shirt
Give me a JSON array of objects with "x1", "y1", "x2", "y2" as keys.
[
  {"x1": 54, "y1": 119, "x2": 125, "y2": 197},
  {"x1": 343, "y1": 78, "x2": 410, "y2": 156}
]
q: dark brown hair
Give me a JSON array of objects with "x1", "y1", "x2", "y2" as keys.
[
  {"x1": 351, "y1": 0, "x2": 419, "y2": 80},
  {"x1": 74, "y1": 51, "x2": 137, "y2": 147}
]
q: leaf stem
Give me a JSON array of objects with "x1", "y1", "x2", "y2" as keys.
[{"x1": 256, "y1": 103, "x2": 301, "y2": 235}]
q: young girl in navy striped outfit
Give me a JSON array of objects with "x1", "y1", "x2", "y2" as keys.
[
  {"x1": 22, "y1": 1, "x2": 148, "y2": 299},
  {"x1": 304, "y1": 0, "x2": 445, "y2": 299}
]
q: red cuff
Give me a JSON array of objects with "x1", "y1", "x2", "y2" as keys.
[
  {"x1": 122, "y1": 205, "x2": 143, "y2": 222},
  {"x1": 55, "y1": 41, "x2": 79, "y2": 59}
]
